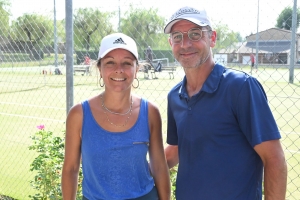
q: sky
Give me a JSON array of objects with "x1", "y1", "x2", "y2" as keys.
[{"x1": 8, "y1": 0, "x2": 297, "y2": 38}]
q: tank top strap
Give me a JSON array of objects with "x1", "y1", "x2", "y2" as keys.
[
  {"x1": 81, "y1": 100, "x2": 94, "y2": 132},
  {"x1": 140, "y1": 98, "x2": 148, "y2": 116}
]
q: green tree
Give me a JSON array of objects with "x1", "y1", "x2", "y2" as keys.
[
  {"x1": 0, "y1": 0, "x2": 10, "y2": 10},
  {"x1": 120, "y1": 6, "x2": 167, "y2": 57},
  {"x1": 73, "y1": 8, "x2": 115, "y2": 51},
  {"x1": 0, "y1": 0, "x2": 11, "y2": 36},
  {"x1": 9, "y1": 14, "x2": 53, "y2": 58},
  {"x1": 213, "y1": 23, "x2": 242, "y2": 53},
  {"x1": 55, "y1": 19, "x2": 67, "y2": 45},
  {"x1": 276, "y1": 6, "x2": 300, "y2": 30}
]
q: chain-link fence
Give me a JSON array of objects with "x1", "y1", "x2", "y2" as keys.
[{"x1": 0, "y1": 0, "x2": 299, "y2": 199}]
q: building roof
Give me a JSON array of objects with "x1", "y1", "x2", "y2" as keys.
[
  {"x1": 217, "y1": 42, "x2": 244, "y2": 54},
  {"x1": 217, "y1": 28, "x2": 299, "y2": 54},
  {"x1": 245, "y1": 40, "x2": 291, "y2": 53},
  {"x1": 246, "y1": 27, "x2": 299, "y2": 41},
  {"x1": 244, "y1": 27, "x2": 299, "y2": 53},
  {"x1": 236, "y1": 43, "x2": 270, "y2": 54}
]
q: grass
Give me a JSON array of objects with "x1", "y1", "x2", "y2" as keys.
[
  {"x1": 0, "y1": 65, "x2": 299, "y2": 199},
  {"x1": 0, "y1": 54, "x2": 77, "y2": 68}
]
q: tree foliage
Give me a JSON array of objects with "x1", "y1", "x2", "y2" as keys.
[
  {"x1": 73, "y1": 8, "x2": 115, "y2": 51},
  {"x1": 55, "y1": 19, "x2": 67, "y2": 44},
  {"x1": 10, "y1": 13, "x2": 53, "y2": 55},
  {"x1": 0, "y1": 0, "x2": 10, "y2": 36},
  {"x1": 120, "y1": 5, "x2": 168, "y2": 57},
  {"x1": 0, "y1": 0, "x2": 10, "y2": 8},
  {"x1": 276, "y1": 6, "x2": 300, "y2": 30},
  {"x1": 213, "y1": 23, "x2": 242, "y2": 53},
  {"x1": 0, "y1": 8, "x2": 9, "y2": 36},
  {"x1": 3, "y1": 4, "x2": 244, "y2": 60}
]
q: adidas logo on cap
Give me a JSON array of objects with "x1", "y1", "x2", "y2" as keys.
[
  {"x1": 113, "y1": 38, "x2": 126, "y2": 45},
  {"x1": 98, "y1": 33, "x2": 138, "y2": 59}
]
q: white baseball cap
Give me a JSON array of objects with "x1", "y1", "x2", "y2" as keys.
[
  {"x1": 98, "y1": 33, "x2": 138, "y2": 60},
  {"x1": 164, "y1": 6, "x2": 212, "y2": 34}
]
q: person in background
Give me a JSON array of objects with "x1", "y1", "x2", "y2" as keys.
[
  {"x1": 62, "y1": 33, "x2": 171, "y2": 200},
  {"x1": 250, "y1": 53, "x2": 257, "y2": 72},
  {"x1": 146, "y1": 46, "x2": 154, "y2": 64},
  {"x1": 84, "y1": 55, "x2": 90, "y2": 65},
  {"x1": 164, "y1": 6, "x2": 287, "y2": 200},
  {"x1": 155, "y1": 61, "x2": 162, "y2": 72}
]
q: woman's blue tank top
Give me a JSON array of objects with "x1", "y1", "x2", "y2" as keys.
[{"x1": 81, "y1": 98, "x2": 154, "y2": 200}]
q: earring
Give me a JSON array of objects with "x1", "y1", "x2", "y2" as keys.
[
  {"x1": 132, "y1": 78, "x2": 139, "y2": 89},
  {"x1": 99, "y1": 77, "x2": 104, "y2": 87}
]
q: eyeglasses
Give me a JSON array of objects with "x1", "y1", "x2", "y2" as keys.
[{"x1": 170, "y1": 28, "x2": 211, "y2": 44}]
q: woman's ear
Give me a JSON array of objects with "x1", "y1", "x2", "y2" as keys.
[
  {"x1": 98, "y1": 66, "x2": 102, "y2": 77},
  {"x1": 135, "y1": 63, "x2": 140, "y2": 77}
]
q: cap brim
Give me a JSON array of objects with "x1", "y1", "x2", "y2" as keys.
[
  {"x1": 98, "y1": 46, "x2": 138, "y2": 60},
  {"x1": 164, "y1": 17, "x2": 209, "y2": 34}
]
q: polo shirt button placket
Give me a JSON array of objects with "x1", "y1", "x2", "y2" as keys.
[{"x1": 188, "y1": 107, "x2": 192, "y2": 115}]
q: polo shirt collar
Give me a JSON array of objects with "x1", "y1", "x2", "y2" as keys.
[{"x1": 179, "y1": 64, "x2": 225, "y2": 98}]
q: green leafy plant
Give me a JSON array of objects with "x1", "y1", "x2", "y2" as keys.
[
  {"x1": 29, "y1": 125, "x2": 82, "y2": 200},
  {"x1": 169, "y1": 165, "x2": 178, "y2": 200}
]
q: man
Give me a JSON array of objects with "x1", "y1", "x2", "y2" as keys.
[
  {"x1": 146, "y1": 46, "x2": 154, "y2": 63},
  {"x1": 250, "y1": 53, "x2": 255, "y2": 67},
  {"x1": 164, "y1": 6, "x2": 287, "y2": 200},
  {"x1": 84, "y1": 55, "x2": 91, "y2": 65},
  {"x1": 250, "y1": 53, "x2": 257, "y2": 72}
]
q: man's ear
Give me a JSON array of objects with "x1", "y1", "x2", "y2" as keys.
[
  {"x1": 210, "y1": 31, "x2": 217, "y2": 48},
  {"x1": 168, "y1": 37, "x2": 172, "y2": 46}
]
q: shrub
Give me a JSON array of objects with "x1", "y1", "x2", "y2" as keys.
[
  {"x1": 169, "y1": 165, "x2": 178, "y2": 200},
  {"x1": 29, "y1": 125, "x2": 176, "y2": 199},
  {"x1": 29, "y1": 125, "x2": 82, "y2": 200}
]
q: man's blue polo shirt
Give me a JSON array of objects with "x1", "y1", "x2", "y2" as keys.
[{"x1": 167, "y1": 63, "x2": 281, "y2": 200}]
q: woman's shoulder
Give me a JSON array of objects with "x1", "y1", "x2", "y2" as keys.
[
  {"x1": 139, "y1": 97, "x2": 159, "y2": 112},
  {"x1": 66, "y1": 103, "x2": 83, "y2": 123},
  {"x1": 68, "y1": 95, "x2": 98, "y2": 117}
]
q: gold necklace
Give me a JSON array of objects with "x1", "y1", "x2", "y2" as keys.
[
  {"x1": 100, "y1": 94, "x2": 133, "y2": 115},
  {"x1": 100, "y1": 94, "x2": 133, "y2": 127},
  {"x1": 104, "y1": 110, "x2": 132, "y2": 127}
]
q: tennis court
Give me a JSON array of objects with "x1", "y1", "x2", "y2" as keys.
[{"x1": 0, "y1": 65, "x2": 299, "y2": 199}]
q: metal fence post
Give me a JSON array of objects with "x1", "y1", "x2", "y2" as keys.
[
  {"x1": 65, "y1": 0, "x2": 74, "y2": 114},
  {"x1": 289, "y1": 0, "x2": 297, "y2": 83}
]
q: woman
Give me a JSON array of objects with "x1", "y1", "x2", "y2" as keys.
[{"x1": 62, "y1": 33, "x2": 171, "y2": 200}]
